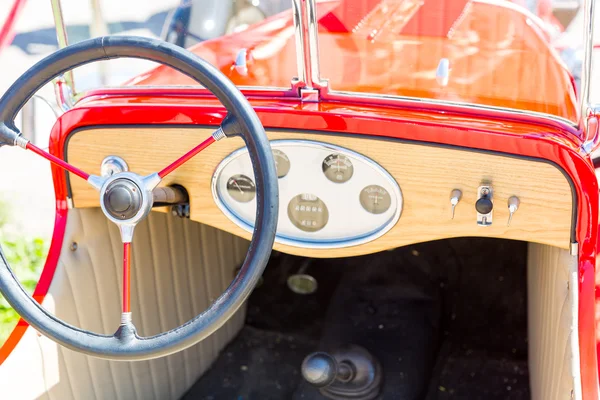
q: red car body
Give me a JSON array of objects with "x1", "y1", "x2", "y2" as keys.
[{"x1": 1, "y1": 0, "x2": 598, "y2": 398}]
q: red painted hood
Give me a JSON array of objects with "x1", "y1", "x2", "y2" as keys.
[{"x1": 131, "y1": 0, "x2": 578, "y2": 123}]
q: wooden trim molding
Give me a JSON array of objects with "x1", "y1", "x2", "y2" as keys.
[
  {"x1": 66, "y1": 127, "x2": 573, "y2": 257},
  {"x1": 527, "y1": 243, "x2": 579, "y2": 400}
]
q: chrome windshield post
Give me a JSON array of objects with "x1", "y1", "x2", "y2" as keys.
[
  {"x1": 50, "y1": 0, "x2": 76, "y2": 109},
  {"x1": 291, "y1": 0, "x2": 328, "y2": 101},
  {"x1": 581, "y1": 0, "x2": 599, "y2": 152}
]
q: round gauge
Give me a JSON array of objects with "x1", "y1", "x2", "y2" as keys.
[
  {"x1": 322, "y1": 154, "x2": 354, "y2": 183},
  {"x1": 273, "y1": 149, "x2": 291, "y2": 178},
  {"x1": 226, "y1": 174, "x2": 256, "y2": 203},
  {"x1": 287, "y1": 193, "x2": 329, "y2": 232},
  {"x1": 360, "y1": 185, "x2": 392, "y2": 214}
]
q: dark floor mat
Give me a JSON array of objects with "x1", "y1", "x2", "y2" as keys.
[
  {"x1": 181, "y1": 326, "x2": 317, "y2": 400},
  {"x1": 292, "y1": 245, "x2": 443, "y2": 400},
  {"x1": 426, "y1": 342, "x2": 530, "y2": 400},
  {"x1": 185, "y1": 238, "x2": 531, "y2": 400},
  {"x1": 425, "y1": 238, "x2": 530, "y2": 399}
]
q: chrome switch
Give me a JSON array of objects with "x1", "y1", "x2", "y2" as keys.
[
  {"x1": 507, "y1": 196, "x2": 520, "y2": 226},
  {"x1": 476, "y1": 185, "x2": 493, "y2": 226},
  {"x1": 449, "y1": 189, "x2": 462, "y2": 219}
]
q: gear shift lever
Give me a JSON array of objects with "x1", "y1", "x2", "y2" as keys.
[
  {"x1": 301, "y1": 352, "x2": 353, "y2": 387},
  {"x1": 301, "y1": 346, "x2": 381, "y2": 400}
]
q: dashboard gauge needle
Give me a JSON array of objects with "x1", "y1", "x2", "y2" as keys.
[{"x1": 233, "y1": 180, "x2": 244, "y2": 194}]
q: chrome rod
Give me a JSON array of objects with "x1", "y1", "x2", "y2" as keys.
[
  {"x1": 292, "y1": 0, "x2": 308, "y2": 86},
  {"x1": 305, "y1": 0, "x2": 324, "y2": 87},
  {"x1": 49, "y1": 0, "x2": 76, "y2": 102},
  {"x1": 291, "y1": 0, "x2": 327, "y2": 92},
  {"x1": 581, "y1": 0, "x2": 596, "y2": 128},
  {"x1": 152, "y1": 186, "x2": 188, "y2": 205}
]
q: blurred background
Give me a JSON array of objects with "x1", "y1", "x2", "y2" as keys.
[{"x1": 0, "y1": 0, "x2": 593, "y2": 343}]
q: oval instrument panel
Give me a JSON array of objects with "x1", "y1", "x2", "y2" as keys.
[{"x1": 212, "y1": 140, "x2": 403, "y2": 248}]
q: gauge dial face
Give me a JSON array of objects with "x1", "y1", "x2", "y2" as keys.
[
  {"x1": 226, "y1": 174, "x2": 256, "y2": 203},
  {"x1": 287, "y1": 193, "x2": 329, "y2": 232},
  {"x1": 273, "y1": 149, "x2": 291, "y2": 178},
  {"x1": 360, "y1": 185, "x2": 392, "y2": 214},
  {"x1": 322, "y1": 154, "x2": 354, "y2": 183}
]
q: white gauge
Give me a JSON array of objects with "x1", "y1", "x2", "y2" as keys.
[
  {"x1": 360, "y1": 185, "x2": 392, "y2": 214},
  {"x1": 288, "y1": 194, "x2": 329, "y2": 232},
  {"x1": 273, "y1": 149, "x2": 291, "y2": 178},
  {"x1": 322, "y1": 154, "x2": 354, "y2": 183},
  {"x1": 226, "y1": 174, "x2": 256, "y2": 203}
]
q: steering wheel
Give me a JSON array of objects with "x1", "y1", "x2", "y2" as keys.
[{"x1": 0, "y1": 36, "x2": 279, "y2": 360}]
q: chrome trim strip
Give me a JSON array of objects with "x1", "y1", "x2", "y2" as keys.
[
  {"x1": 80, "y1": 85, "x2": 579, "y2": 130},
  {"x1": 77, "y1": 86, "x2": 579, "y2": 131},
  {"x1": 325, "y1": 90, "x2": 579, "y2": 128},
  {"x1": 211, "y1": 139, "x2": 403, "y2": 249}
]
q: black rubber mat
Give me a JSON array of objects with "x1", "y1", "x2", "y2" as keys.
[
  {"x1": 424, "y1": 239, "x2": 529, "y2": 400},
  {"x1": 181, "y1": 326, "x2": 317, "y2": 400},
  {"x1": 183, "y1": 238, "x2": 530, "y2": 400}
]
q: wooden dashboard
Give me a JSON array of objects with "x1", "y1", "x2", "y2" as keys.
[{"x1": 66, "y1": 127, "x2": 574, "y2": 257}]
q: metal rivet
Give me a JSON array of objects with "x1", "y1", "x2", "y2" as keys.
[{"x1": 70, "y1": 242, "x2": 78, "y2": 251}]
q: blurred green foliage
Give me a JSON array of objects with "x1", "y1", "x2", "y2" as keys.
[{"x1": 0, "y1": 201, "x2": 48, "y2": 345}]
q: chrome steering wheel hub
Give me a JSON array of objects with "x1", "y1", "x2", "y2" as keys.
[
  {"x1": 103, "y1": 178, "x2": 142, "y2": 220},
  {"x1": 97, "y1": 172, "x2": 160, "y2": 243},
  {"x1": 96, "y1": 172, "x2": 159, "y2": 238}
]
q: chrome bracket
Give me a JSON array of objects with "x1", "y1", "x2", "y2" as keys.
[
  {"x1": 101, "y1": 156, "x2": 129, "y2": 177},
  {"x1": 476, "y1": 185, "x2": 493, "y2": 226},
  {"x1": 299, "y1": 87, "x2": 320, "y2": 102}
]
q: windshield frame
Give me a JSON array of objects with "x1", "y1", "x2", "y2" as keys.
[{"x1": 50, "y1": 0, "x2": 595, "y2": 132}]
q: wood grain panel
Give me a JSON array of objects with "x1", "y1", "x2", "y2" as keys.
[
  {"x1": 527, "y1": 243, "x2": 578, "y2": 400},
  {"x1": 66, "y1": 127, "x2": 573, "y2": 257}
]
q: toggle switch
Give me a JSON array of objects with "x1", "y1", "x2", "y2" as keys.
[
  {"x1": 507, "y1": 196, "x2": 520, "y2": 226},
  {"x1": 476, "y1": 185, "x2": 493, "y2": 226},
  {"x1": 449, "y1": 189, "x2": 462, "y2": 219}
]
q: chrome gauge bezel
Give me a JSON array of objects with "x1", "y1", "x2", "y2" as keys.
[{"x1": 211, "y1": 140, "x2": 403, "y2": 249}]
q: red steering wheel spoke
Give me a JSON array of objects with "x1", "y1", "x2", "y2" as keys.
[
  {"x1": 122, "y1": 242, "x2": 132, "y2": 320},
  {"x1": 157, "y1": 126, "x2": 226, "y2": 179},
  {"x1": 26, "y1": 141, "x2": 91, "y2": 181}
]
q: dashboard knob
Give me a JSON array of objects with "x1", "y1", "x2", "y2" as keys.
[{"x1": 475, "y1": 196, "x2": 493, "y2": 214}]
